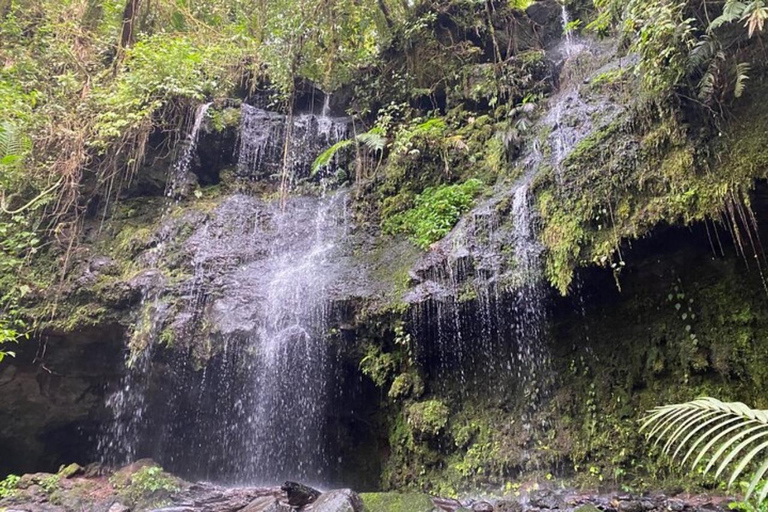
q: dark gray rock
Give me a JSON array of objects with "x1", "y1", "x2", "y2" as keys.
[
  {"x1": 309, "y1": 489, "x2": 365, "y2": 512},
  {"x1": 433, "y1": 496, "x2": 465, "y2": 511},
  {"x1": 241, "y1": 496, "x2": 292, "y2": 512},
  {"x1": 530, "y1": 490, "x2": 565, "y2": 510},
  {"x1": 667, "y1": 499, "x2": 685, "y2": 512},
  {"x1": 618, "y1": 501, "x2": 645, "y2": 512},
  {"x1": 472, "y1": 501, "x2": 494, "y2": 512},
  {"x1": 495, "y1": 500, "x2": 523, "y2": 512},
  {"x1": 282, "y1": 481, "x2": 321, "y2": 507},
  {"x1": 525, "y1": 0, "x2": 563, "y2": 45}
]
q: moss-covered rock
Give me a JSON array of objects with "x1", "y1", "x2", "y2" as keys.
[{"x1": 360, "y1": 491, "x2": 435, "y2": 512}]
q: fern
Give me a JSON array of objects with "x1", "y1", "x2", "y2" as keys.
[
  {"x1": 0, "y1": 122, "x2": 31, "y2": 167},
  {"x1": 744, "y1": 4, "x2": 768, "y2": 37},
  {"x1": 710, "y1": 0, "x2": 748, "y2": 31},
  {"x1": 734, "y1": 62, "x2": 750, "y2": 97},
  {"x1": 641, "y1": 397, "x2": 768, "y2": 505},
  {"x1": 311, "y1": 129, "x2": 389, "y2": 176},
  {"x1": 688, "y1": 36, "x2": 718, "y2": 71},
  {"x1": 356, "y1": 132, "x2": 387, "y2": 154},
  {"x1": 310, "y1": 139, "x2": 354, "y2": 176},
  {"x1": 697, "y1": 51, "x2": 724, "y2": 103}
]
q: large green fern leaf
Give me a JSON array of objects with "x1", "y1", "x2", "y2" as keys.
[{"x1": 642, "y1": 397, "x2": 768, "y2": 504}]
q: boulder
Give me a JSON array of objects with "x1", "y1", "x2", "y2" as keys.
[
  {"x1": 495, "y1": 500, "x2": 523, "y2": 512},
  {"x1": 310, "y1": 489, "x2": 365, "y2": 512},
  {"x1": 530, "y1": 490, "x2": 565, "y2": 510},
  {"x1": 433, "y1": 496, "x2": 464, "y2": 511},
  {"x1": 472, "y1": 502, "x2": 494, "y2": 512},
  {"x1": 241, "y1": 496, "x2": 292, "y2": 512},
  {"x1": 282, "y1": 481, "x2": 321, "y2": 507},
  {"x1": 524, "y1": 0, "x2": 563, "y2": 46}
]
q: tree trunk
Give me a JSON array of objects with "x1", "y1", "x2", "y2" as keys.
[
  {"x1": 377, "y1": 0, "x2": 394, "y2": 29},
  {"x1": 119, "y1": 0, "x2": 142, "y2": 51}
]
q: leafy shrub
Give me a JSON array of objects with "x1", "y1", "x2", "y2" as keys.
[
  {"x1": 360, "y1": 344, "x2": 396, "y2": 387},
  {"x1": 0, "y1": 474, "x2": 20, "y2": 499},
  {"x1": 383, "y1": 178, "x2": 484, "y2": 249}
]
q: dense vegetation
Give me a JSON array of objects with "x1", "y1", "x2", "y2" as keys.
[{"x1": 2, "y1": 0, "x2": 768, "y2": 502}]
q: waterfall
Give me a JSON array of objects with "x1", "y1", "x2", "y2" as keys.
[
  {"x1": 405, "y1": 173, "x2": 550, "y2": 400},
  {"x1": 237, "y1": 104, "x2": 349, "y2": 182},
  {"x1": 241, "y1": 192, "x2": 347, "y2": 483},
  {"x1": 167, "y1": 102, "x2": 212, "y2": 199},
  {"x1": 561, "y1": 4, "x2": 574, "y2": 53},
  {"x1": 321, "y1": 93, "x2": 331, "y2": 117},
  {"x1": 100, "y1": 100, "x2": 354, "y2": 485}
]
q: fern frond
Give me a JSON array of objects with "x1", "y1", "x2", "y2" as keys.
[
  {"x1": 642, "y1": 397, "x2": 768, "y2": 505},
  {"x1": 311, "y1": 139, "x2": 353, "y2": 175},
  {"x1": 744, "y1": 5, "x2": 768, "y2": 37},
  {"x1": 688, "y1": 36, "x2": 718, "y2": 71},
  {"x1": 0, "y1": 122, "x2": 32, "y2": 166},
  {"x1": 709, "y1": 0, "x2": 748, "y2": 30},
  {"x1": 734, "y1": 62, "x2": 750, "y2": 97},
  {"x1": 356, "y1": 132, "x2": 387, "y2": 153}
]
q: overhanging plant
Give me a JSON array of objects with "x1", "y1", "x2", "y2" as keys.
[{"x1": 641, "y1": 397, "x2": 768, "y2": 504}]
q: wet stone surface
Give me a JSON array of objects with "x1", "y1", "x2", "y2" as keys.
[{"x1": 0, "y1": 463, "x2": 736, "y2": 512}]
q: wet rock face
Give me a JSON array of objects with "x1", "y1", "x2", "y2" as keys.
[
  {"x1": 525, "y1": 0, "x2": 564, "y2": 46},
  {"x1": 0, "y1": 325, "x2": 125, "y2": 476}
]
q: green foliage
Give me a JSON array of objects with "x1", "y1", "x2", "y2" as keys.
[
  {"x1": 129, "y1": 466, "x2": 179, "y2": 495},
  {"x1": 90, "y1": 34, "x2": 239, "y2": 149},
  {"x1": 360, "y1": 344, "x2": 396, "y2": 387},
  {"x1": 641, "y1": 398, "x2": 768, "y2": 504},
  {"x1": 383, "y1": 179, "x2": 484, "y2": 249},
  {"x1": 0, "y1": 474, "x2": 20, "y2": 499},
  {"x1": 626, "y1": 0, "x2": 695, "y2": 94},
  {"x1": 710, "y1": 0, "x2": 768, "y2": 38},
  {"x1": 406, "y1": 400, "x2": 450, "y2": 437},
  {"x1": 565, "y1": 19, "x2": 583, "y2": 34},
  {"x1": 39, "y1": 474, "x2": 61, "y2": 495},
  {"x1": 509, "y1": 0, "x2": 535, "y2": 10},
  {"x1": 0, "y1": 121, "x2": 32, "y2": 169},
  {"x1": 312, "y1": 140, "x2": 355, "y2": 176},
  {"x1": 111, "y1": 465, "x2": 180, "y2": 506}
]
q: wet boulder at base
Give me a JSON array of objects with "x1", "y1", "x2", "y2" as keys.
[
  {"x1": 282, "y1": 481, "x2": 321, "y2": 507},
  {"x1": 310, "y1": 489, "x2": 365, "y2": 512}
]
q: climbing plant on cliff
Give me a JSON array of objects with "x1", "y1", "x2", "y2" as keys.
[{"x1": 642, "y1": 397, "x2": 768, "y2": 505}]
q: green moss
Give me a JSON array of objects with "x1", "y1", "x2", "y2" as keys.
[
  {"x1": 0, "y1": 474, "x2": 20, "y2": 499},
  {"x1": 361, "y1": 492, "x2": 435, "y2": 512},
  {"x1": 360, "y1": 344, "x2": 397, "y2": 388},
  {"x1": 207, "y1": 106, "x2": 241, "y2": 133},
  {"x1": 406, "y1": 400, "x2": 450, "y2": 436},
  {"x1": 110, "y1": 464, "x2": 181, "y2": 508},
  {"x1": 388, "y1": 372, "x2": 425, "y2": 400},
  {"x1": 534, "y1": 87, "x2": 768, "y2": 294},
  {"x1": 383, "y1": 179, "x2": 484, "y2": 249}
]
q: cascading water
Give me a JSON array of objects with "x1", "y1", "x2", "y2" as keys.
[
  {"x1": 99, "y1": 102, "x2": 214, "y2": 466},
  {"x1": 100, "y1": 98, "x2": 354, "y2": 484},
  {"x1": 406, "y1": 171, "x2": 551, "y2": 401},
  {"x1": 237, "y1": 104, "x2": 349, "y2": 183},
  {"x1": 241, "y1": 192, "x2": 346, "y2": 482},
  {"x1": 167, "y1": 102, "x2": 213, "y2": 199}
]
